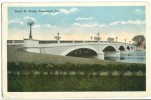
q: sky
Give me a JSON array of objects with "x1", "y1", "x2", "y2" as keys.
[{"x1": 8, "y1": 6, "x2": 146, "y2": 42}]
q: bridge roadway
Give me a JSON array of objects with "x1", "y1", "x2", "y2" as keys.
[{"x1": 23, "y1": 39, "x2": 136, "y2": 60}]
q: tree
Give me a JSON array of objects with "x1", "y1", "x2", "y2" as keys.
[
  {"x1": 107, "y1": 37, "x2": 114, "y2": 43},
  {"x1": 132, "y1": 35, "x2": 145, "y2": 47}
]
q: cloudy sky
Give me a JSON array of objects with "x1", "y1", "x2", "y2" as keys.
[{"x1": 8, "y1": 6, "x2": 146, "y2": 42}]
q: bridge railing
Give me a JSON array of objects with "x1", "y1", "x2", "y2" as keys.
[
  {"x1": 7, "y1": 39, "x2": 132, "y2": 46},
  {"x1": 38, "y1": 40, "x2": 124, "y2": 44},
  {"x1": 7, "y1": 40, "x2": 24, "y2": 45},
  {"x1": 39, "y1": 41, "x2": 58, "y2": 44}
]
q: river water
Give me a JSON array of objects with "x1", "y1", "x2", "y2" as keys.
[{"x1": 105, "y1": 50, "x2": 146, "y2": 64}]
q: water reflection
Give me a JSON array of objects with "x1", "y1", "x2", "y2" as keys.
[{"x1": 105, "y1": 50, "x2": 146, "y2": 64}]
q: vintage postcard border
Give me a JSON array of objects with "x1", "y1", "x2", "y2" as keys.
[{"x1": 2, "y1": 2, "x2": 151, "y2": 99}]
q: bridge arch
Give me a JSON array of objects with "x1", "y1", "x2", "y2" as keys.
[
  {"x1": 102, "y1": 45, "x2": 120, "y2": 59},
  {"x1": 102, "y1": 46, "x2": 116, "y2": 52},
  {"x1": 66, "y1": 48, "x2": 98, "y2": 58},
  {"x1": 119, "y1": 45, "x2": 125, "y2": 51},
  {"x1": 127, "y1": 46, "x2": 130, "y2": 50},
  {"x1": 60, "y1": 46, "x2": 98, "y2": 57}
]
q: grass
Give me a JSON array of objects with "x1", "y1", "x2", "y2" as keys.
[{"x1": 8, "y1": 74, "x2": 146, "y2": 92}]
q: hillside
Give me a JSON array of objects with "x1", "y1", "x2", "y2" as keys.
[{"x1": 7, "y1": 45, "x2": 123, "y2": 65}]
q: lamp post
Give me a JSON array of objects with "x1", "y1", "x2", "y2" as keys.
[
  {"x1": 97, "y1": 32, "x2": 101, "y2": 43},
  {"x1": 116, "y1": 36, "x2": 118, "y2": 43},
  {"x1": 125, "y1": 39, "x2": 127, "y2": 51},
  {"x1": 115, "y1": 36, "x2": 118, "y2": 50},
  {"x1": 54, "y1": 32, "x2": 61, "y2": 43},
  {"x1": 125, "y1": 39, "x2": 126, "y2": 43},
  {"x1": 27, "y1": 20, "x2": 34, "y2": 39},
  {"x1": 94, "y1": 32, "x2": 101, "y2": 54},
  {"x1": 94, "y1": 32, "x2": 101, "y2": 42}
]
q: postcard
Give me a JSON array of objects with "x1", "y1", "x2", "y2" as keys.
[{"x1": 2, "y1": 2, "x2": 151, "y2": 99}]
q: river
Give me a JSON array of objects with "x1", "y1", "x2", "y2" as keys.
[{"x1": 105, "y1": 50, "x2": 146, "y2": 64}]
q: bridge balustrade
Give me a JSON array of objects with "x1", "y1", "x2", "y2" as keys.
[
  {"x1": 7, "y1": 40, "x2": 24, "y2": 43},
  {"x1": 84, "y1": 41, "x2": 91, "y2": 43},
  {"x1": 7, "y1": 40, "x2": 24, "y2": 45},
  {"x1": 74, "y1": 41, "x2": 84, "y2": 43},
  {"x1": 14, "y1": 40, "x2": 24, "y2": 43},
  {"x1": 39, "y1": 41, "x2": 58, "y2": 44},
  {"x1": 7, "y1": 40, "x2": 13, "y2": 43},
  {"x1": 60, "y1": 41, "x2": 73, "y2": 43}
]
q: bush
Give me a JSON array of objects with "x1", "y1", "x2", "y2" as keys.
[{"x1": 7, "y1": 62, "x2": 146, "y2": 76}]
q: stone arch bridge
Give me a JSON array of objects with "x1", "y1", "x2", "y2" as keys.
[{"x1": 23, "y1": 39, "x2": 136, "y2": 60}]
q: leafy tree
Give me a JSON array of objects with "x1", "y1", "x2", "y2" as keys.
[
  {"x1": 132, "y1": 35, "x2": 145, "y2": 47},
  {"x1": 107, "y1": 37, "x2": 114, "y2": 43}
]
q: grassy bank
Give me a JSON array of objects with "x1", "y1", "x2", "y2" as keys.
[{"x1": 8, "y1": 74, "x2": 146, "y2": 92}]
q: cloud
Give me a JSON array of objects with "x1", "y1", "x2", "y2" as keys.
[
  {"x1": 135, "y1": 9, "x2": 142, "y2": 12},
  {"x1": 72, "y1": 20, "x2": 145, "y2": 28},
  {"x1": 60, "y1": 8, "x2": 78, "y2": 14},
  {"x1": 50, "y1": 7, "x2": 78, "y2": 16},
  {"x1": 99, "y1": 24, "x2": 107, "y2": 27},
  {"x1": 32, "y1": 24, "x2": 56, "y2": 29},
  {"x1": 72, "y1": 23, "x2": 95, "y2": 27},
  {"x1": 127, "y1": 20, "x2": 145, "y2": 25},
  {"x1": 134, "y1": 9, "x2": 144, "y2": 15},
  {"x1": 8, "y1": 19, "x2": 24, "y2": 25},
  {"x1": 76, "y1": 17, "x2": 94, "y2": 21},
  {"x1": 8, "y1": 16, "x2": 37, "y2": 26},
  {"x1": 109, "y1": 21, "x2": 121, "y2": 26},
  {"x1": 23, "y1": 16, "x2": 37, "y2": 21},
  {"x1": 109, "y1": 20, "x2": 145, "y2": 26},
  {"x1": 72, "y1": 23, "x2": 107, "y2": 28},
  {"x1": 33, "y1": 24, "x2": 41, "y2": 28},
  {"x1": 44, "y1": 24, "x2": 56, "y2": 28}
]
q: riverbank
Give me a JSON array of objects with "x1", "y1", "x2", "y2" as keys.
[{"x1": 136, "y1": 47, "x2": 146, "y2": 51}]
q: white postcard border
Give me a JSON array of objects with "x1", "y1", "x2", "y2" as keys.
[{"x1": 2, "y1": 2, "x2": 151, "y2": 99}]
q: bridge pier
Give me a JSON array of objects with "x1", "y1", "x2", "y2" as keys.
[
  {"x1": 104, "y1": 50, "x2": 120, "y2": 59},
  {"x1": 115, "y1": 50, "x2": 120, "y2": 58},
  {"x1": 98, "y1": 52, "x2": 104, "y2": 60}
]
